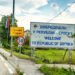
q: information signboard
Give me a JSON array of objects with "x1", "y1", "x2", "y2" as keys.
[
  {"x1": 30, "y1": 22, "x2": 75, "y2": 49},
  {"x1": 10, "y1": 27, "x2": 24, "y2": 37}
]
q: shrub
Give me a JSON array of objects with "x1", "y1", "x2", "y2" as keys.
[{"x1": 39, "y1": 65, "x2": 75, "y2": 75}]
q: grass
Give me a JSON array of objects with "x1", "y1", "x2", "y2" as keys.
[
  {"x1": 4, "y1": 48, "x2": 75, "y2": 64},
  {"x1": 39, "y1": 65, "x2": 75, "y2": 75},
  {"x1": 4, "y1": 48, "x2": 30, "y2": 60},
  {"x1": 35, "y1": 49, "x2": 65, "y2": 63},
  {"x1": 13, "y1": 52, "x2": 30, "y2": 60},
  {"x1": 34, "y1": 49, "x2": 75, "y2": 64}
]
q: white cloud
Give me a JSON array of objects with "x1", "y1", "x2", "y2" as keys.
[
  {"x1": 51, "y1": 17, "x2": 75, "y2": 24},
  {"x1": 17, "y1": 0, "x2": 48, "y2": 7},
  {"x1": 16, "y1": 14, "x2": 50, "y2": 30},
  {"x1": 50, "y1": 11, "x2": 75, "y2": 24},
  {"x1": 48, "y1": 3, "x2": 75, "y2": 24},
  {"x1": 59, "y1": 11, "x2": 69, "y2": 18},
  {"x1": 27, "y1": 8, "x2": 41, "y2": 14},
  {"x1": 0, "y1": 6, "x2": 24, "y2": 16},
  {"x1": 49, "y1": 3, "x2": 75, "y2": 24},
  {"x1": 0, "y1": 0, "x2": 75, "y2": 31},
  {"x1": 16, "y1": 16, "x2": 30, "y2": 30},
  {"x1": 16, "y1": 0, "x2": 48, "y2": 9},
  {"x1": 0, "y1": 0, "x2": 48, "y2": 15},
  {"x1": 30, "y1": 0, "x2": 48, "y2": 8},
  {"x1": 68, "y1": 3, "x2": 75, "y2": 13},
  {"x1": 20, "y1": 8, "x2": 41, "y2": 14},
  {"x1": 0, "y1": 0, "x2": 48, "y2": 30},
  {"x1": 17, "y1": 0, "x2": 48, "y2": 14},
  {"x1": 16, "y1": 11, "x2": 75, "y2": 30},
  {"x1": 15, "y1": 7, "x2": 24, "y2": 15},
  {"x1": 0, "y1": 6, "x2": 12, "y2": 15}
]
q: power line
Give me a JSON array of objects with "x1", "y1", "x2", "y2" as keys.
[{"x1": 48, "y1": 1, "x2": 75, "y2": 22}]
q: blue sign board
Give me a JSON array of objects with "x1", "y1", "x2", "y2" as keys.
[{"x1": 30, "y1": 22, "x2": 75, "y2": 49}]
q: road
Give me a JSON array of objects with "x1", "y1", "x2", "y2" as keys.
[
  {"x1": 1, "y1": 48, "x2": 75, "y2": 75},
  {"x1": 8, "y1": 57, "x2": 43, "y2": 75},
  {"x1": 0, "y1": 48, "x2": 43, "y2": 75},
  {"x1": 0, "y1": 56, "x2": 10, "y2": 75}
]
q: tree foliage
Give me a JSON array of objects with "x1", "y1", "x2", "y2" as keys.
[
  {"x1": 0, "y1": 14, "x2": 17, "y2": 47},
  {"x1": 71, "y1": 33, "x2": 75, "y2": 38}
]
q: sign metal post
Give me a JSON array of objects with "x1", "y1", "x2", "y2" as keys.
[
  {"x1": 17, "y1": 37, "x2": 24, "y2": 67},
  {"x1": 10, "y1": 0, "x2": 15, "y2": 56},
  {"x1": 68, "y1": 49, "x2": 72, "y2": 67},
  {"x1": 31, "y1": 47, "x2": 35, "y2": 58}
]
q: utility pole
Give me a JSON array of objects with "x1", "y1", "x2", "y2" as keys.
[{"x1": 10, "y1": 0, "x2": 15, "y2": 56}]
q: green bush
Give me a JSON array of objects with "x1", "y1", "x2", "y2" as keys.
[
  {"x1": 13, "y1": 46, "x2": 20, "y2": 52},
  {"x1": 22, "y1": 45, "x2": 31, "y2": 50},
  {"x1": 25, "y1": 36, "x2": 30, "y2": 45},
  {"x1": 39, "y1": 65, "x2": 75, "y2": 75},
  {"x1": 13, "y1": 45, "x2": 31, "y2": 54},
  {"x1": 2, "y1": 42, "x2": 10, "y2": 49}
]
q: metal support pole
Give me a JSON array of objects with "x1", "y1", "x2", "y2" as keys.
[
  {"x1": 17, "y1": 46, "x2": 21, "y2": 70},
  {"x1": 68, "y1": 49, "x2": 72, "y2": 67},
  {"x1": 0, "y1": 33, "x2": 2, "y2": 47},
  {"x1": 63, "y1": 48, "x2": 68, "y2": 61},
  {"x1": 74, "y1": 24, "x2": 75, "y2": 51},
  {"x1": 19, "y1": 46, "x2": 21, "y2": 57},
  {"x1": 31, "y1": 48, "x2": 33, "y2": 57},
  {"x1": 31, "y1": 47, "x2": 35, "y2": 58},
  {"x1": 10, "y1": 0, "x2": 15, "y2": 56}
]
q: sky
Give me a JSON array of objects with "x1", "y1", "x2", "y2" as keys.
[{"x1": 0, "y1": 0, "x2": 75, "y2": 30}]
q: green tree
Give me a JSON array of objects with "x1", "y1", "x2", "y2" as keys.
[
  {"x1": 25, "y1": 36, "x2": 30, "y2": 46},
  {"x1": 0, "y1": 14, "x2": 17, "y2": 48},
  {"x1": 71, "y1": 34, "x2": 75, "y2": 37}
]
